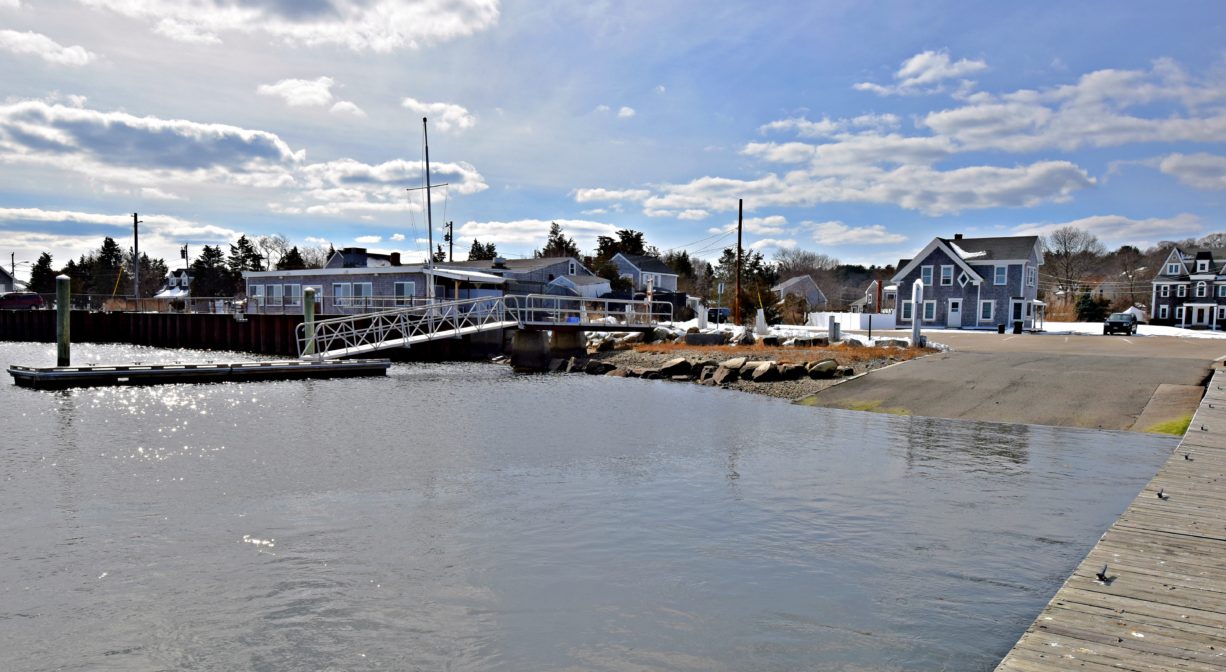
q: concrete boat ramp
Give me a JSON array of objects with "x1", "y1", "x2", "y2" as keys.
[
  {"x1": 7, "y1": 358, "x2": 390, "y2": 390},
  {"x1": 996, "y1": 367, "x2": 1226, "y2": 670}
]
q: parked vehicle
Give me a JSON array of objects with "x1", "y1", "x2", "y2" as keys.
[
  {"x1": 1103, "y1": 312, "x2": 1138, "y2": 335},
  {"x1": 0, "y1": 292, "x2": 44, "y2": 309}
]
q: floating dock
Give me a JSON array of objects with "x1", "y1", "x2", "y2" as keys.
[
  {"x1": 7, "y1": 358, "x2": 391, "y2": 390},
  {"x1": 995, "y1": 368, "x2": 1226, "y2": 670}
]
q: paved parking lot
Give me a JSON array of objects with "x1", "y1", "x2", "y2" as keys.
[{"x1": 804, "y1": 330, "x2": 1226, "y2": 430}]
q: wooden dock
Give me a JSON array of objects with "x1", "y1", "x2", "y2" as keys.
[
  {"x1": 995, "y1": 369, "x2": 1226, "y2": 670},
  {"x1": 7, "y1": 358, "x2": 391, "y2": 390}
]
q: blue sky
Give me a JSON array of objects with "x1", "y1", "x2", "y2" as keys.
[{"x1": 0, "y1": 0, "x2": 1224, "y2": 279}]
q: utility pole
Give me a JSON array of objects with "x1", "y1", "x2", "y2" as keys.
[
  {"x1": 132, "y1": 212, "x2": 142, "y2": 299},
  {"x1": 734, "y1": 198, "x2": 743, "y2": 325},
  {"x1": 423, "y1": 117, "x2": 435, "y2": 301},
  {"x1": 10, "y1": 252, "x2": 14, "y2": 278},
  {"x1": 445, "y1": 220, "x2": 454, "y2": 262}
]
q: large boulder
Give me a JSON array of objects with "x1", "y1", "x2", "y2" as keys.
[
  {"x1": 712, "y1": 365, "x2": 739, "y2": 385},
  {"x1": 780, "y1": 363, "x2": 807, "y2": 381},
  {"x1": 605, "y1": 367, "x2": 628, "y2": 377},
  {"x1": 684, "y1": 332, "x2": 726, "y2": 346},
  {"x1": 622, "y1": 332, "x2": 645, "y2": 345},
  {"x1": 742, "y1": 360, "x2": 772, "y2": 373},
  {"x1": 807, "y1": 359, "x2": 838, "y2": 379},
  {"x1": 566, "y1": 357, "x2": 588, "y2": 373},
  {"x1": 585, "y1": 360, "x2": 616, "y2": 375},
  {"x1": 547, "y1": 358, "x2": 567, "y2": 373},
  {"x1": 721, "y1": 356, "x2": 748, "y2": 370},
  {"x1": 837, "y1": 366, "x2": 855, "y2": 377},
  {"x1": 750, "y1": 361, "x2": 782, "y2": 383},
  {"x1": 594, "y1": 338, "x2": 615, "y2": 352},
  {"x1": 876, "y1": 338, "x2": 908, "y2": 348},
  {"x1": 760, "y1": 335, "x2": 782, "y2": 347},
  {"x1": 698, "y1": 365, "x2": 717, "y2": 382},
  {"x1": 734, "y1": 330, "x2": 756, "y2": 346},
  {"x1": 658, "y1": 357, "x2": 693, "y2": 377}
]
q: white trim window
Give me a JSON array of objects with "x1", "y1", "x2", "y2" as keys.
[
  {"x1": 1177, "y1": 284, "x2": 1187, "y2": 297},
  {"x1": 979, "y1": 300, "x2": 994, "y2": 322},
  {"x1": 901, "y1": 301, "x2": 913, "y2": 320},
  {"x1": 940, "y1": 265, "x2": 953, "y2": 286},
  {"x1": 1160, "y1": 285, "x2": 1170, "y2": 298},
  {"x1": 922, "y1": 300, "x2": 936, "y2": 322},
  {"x1": 249, "y1": 284, "x2": 265, "y2": 307},
  {"x1": 958, "y1": 272, "x2": 971, "y2": 288},
  {"x1": 1198, "y1": 260, "x2": 1209, "y2": 272},
  {"x1": 353, "y1": 282, "x2": 373, "y2": 307},
  {"x1": 1166, "y1": 262, "x2": 1181, "y2": 274},
  {"x1": 305, "y1": 285, "x2": 322, "y2": 309},
  {"x1": 920, "y1": 265, "x2": 933, "y2": 286},
  {"x1": 284, "y1": 284, "x2": 301, "y2": 307},
  {"x1": 394, "y1": 281, "x2": 416, "y2": 306},
  {"x1": 1028, "y1": 266, "x2": 1036, "y2": 287},
  {"x1": 267, "y1": 283, "x2": 284, "y2": 307},
  {"x1": 1176, "y1": 306, "x2": 1184, "y2": 320},
  {"x1": 994, "y1": 265, "x2": 1007, "y2": 285},
  {"x1": 568, "y1": 260, "x2": 577, "y2": 276},
  {"x1": 1218, "y1": 306, "x2": 1226, "y2": 320},
  {"x1": 1159, "y1": 305, "x2": 1169, "y2": 319},
  {"x1": 333, "y1": 282, "x2": 352, "y2": 307},
  {"x1": 1218, "y1": 285, "x2": 1226, "y2": 298},
  {"x1": 1197, "y1": 281, "x2": 1208, "y2": 298}
]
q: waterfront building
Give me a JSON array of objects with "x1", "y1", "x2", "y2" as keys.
[{"x1": 1150, "y1": 247, "x2": 1226, "y2": 328}]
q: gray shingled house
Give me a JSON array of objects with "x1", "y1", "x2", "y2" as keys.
[
  {"x1": 611, "y1": 253, "x2": 678, "y2": 291},
  {"x1": 891, "y1": 234, "x2": 1044, "y2": 330},
  {"x1": 771, "y1": 275, "x2": 827, "y2": 309},
  {"x1": 1150, "y1": 246, "x2": 1226, "y2": 328}
]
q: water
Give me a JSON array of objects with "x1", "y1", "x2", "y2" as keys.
[{"x1": 0, "y1": 342, "x2": 1176, "y2": 671}]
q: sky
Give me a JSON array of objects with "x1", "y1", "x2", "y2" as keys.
[{"x1": 1, "y1": 0, "x2": 1225, "y2": 281}]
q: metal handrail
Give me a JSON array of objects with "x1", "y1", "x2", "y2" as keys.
[{"x1": 297, "y1": 294, "x2": 674, "y2": 359}]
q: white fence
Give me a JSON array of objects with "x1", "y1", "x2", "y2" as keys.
[{"x1": 808, "y1": 311, "x2": 896, "y2": 331}]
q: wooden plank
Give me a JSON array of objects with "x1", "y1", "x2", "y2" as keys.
[{"x1": 996, "y1": 369, "x2": 1226, "y2": 671}]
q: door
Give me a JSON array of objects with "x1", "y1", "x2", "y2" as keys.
[
  {"x1": 1196, "y1": 308, "x2": 1207, "y2": 326},
  {"x1": 946, "y1": 298, "x2": 962, "y2": 328},
  {"x1": 1011, "y1": 300, "x2": 1023, "y2": 322}
]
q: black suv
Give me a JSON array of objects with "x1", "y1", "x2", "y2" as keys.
[{"x1": 1103, "y1": 312, "x2": 1138, "y2": 335}]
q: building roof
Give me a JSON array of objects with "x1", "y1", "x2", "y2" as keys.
[
  {"x1": 771, "y1": 275, "x2": 817, "y2": 293},
  {"x1": 941, "y1": 235, "x2": 1040, "y2": 262},
  {"x1": 441, "y1": 256, "x2": 583, "y2": 274},
  {"x1": 558, "y1": 274, "x2": 609, "y2": 286},
  {"x1": 616, "y1": 253, "x2": 676, "y2": 276}
]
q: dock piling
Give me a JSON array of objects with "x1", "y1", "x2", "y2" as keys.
[
  {"x1": 56, "y1": 274, "x2": 70, "y2": 366},
  {"x1": 303, "y1": 287, "x2": 316, "y2": 358}
]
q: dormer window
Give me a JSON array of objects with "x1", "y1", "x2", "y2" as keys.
[
  {"x1": 1198, "y1": 261, "x2": 1209, "y2": 273},
  {"x1": 1167, "y1": 262, "x2": 1181, "y2": 275}
]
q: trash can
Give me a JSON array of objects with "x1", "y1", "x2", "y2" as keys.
[
  {"x1": 1012, "y1": 320, "x2": 1023, "y2": 334},
  {"x1": 997, "y1": 324, "x2": 1006, "y2": 334}
]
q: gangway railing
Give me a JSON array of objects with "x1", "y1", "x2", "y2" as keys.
[{"x1": 297, "y1": 294, "x2": 674, "y2": 360}]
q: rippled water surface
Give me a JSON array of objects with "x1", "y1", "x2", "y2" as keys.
[{"x1": 0, "y1": 342, "x2": 1177, "y2": 671}]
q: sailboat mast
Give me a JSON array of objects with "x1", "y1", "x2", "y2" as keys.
[{"x1": 423, "y1": 116, "x2": 435, "y2": 301}]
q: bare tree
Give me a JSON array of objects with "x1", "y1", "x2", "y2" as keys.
[
  {"x1": 298, "y1": 244, "x2": 333, "y2": 269},
  {"x1": 774, "y1": 248, "x2": 840, "y2": 278},
  {"x1": 255, "y1": 234, "x2": 291, "y2": 271},
  {"x1": 1043, "y1": 226, "x2": 1105, "y2": 303}
]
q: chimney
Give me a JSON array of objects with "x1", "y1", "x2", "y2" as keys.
[
  {"x1": 954, "y1": 233, "x2": 963, "y2": 240},
  {"x1": 389, "y1": 252, "x2": 401, "y2": 266}
]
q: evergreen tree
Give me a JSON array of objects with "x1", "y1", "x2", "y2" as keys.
[
  {"x1": 467, "y1": 239, "x2": 498, "y2": 260},
  {"x1": 28, "y1": 252, "x2": 56, "y2": 294},
  {"x1": 535, "y1": 222, "x2": 580, "y2": 258},
  {"x1": 276, "y1": 246, "x2": 308, "y2": 270},
  {"x1": 89, "y1": 237, "x2": 125, "y2": 296},
  {"x1": 191, "y1": 245, "x2": 235, "y2": 297},
  {"x1": 227, "y1": 235, "x2": 264, "y2": 277},
  {"x1": 594, "y1": 229, "x2": 649, "y2": 261},
  {"x1": 592, "y1": 258, "x2": 633, "y2": 292},
  {"x1": 1075, "y1": 289, "x2": 1109, "y2": 322},
  {"x1": 432, "y1": 244, "x2": 447, "y2": 263}
]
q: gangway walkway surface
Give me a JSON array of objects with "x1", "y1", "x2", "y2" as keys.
[
  {"x1": 297, "y1": 294, "x2": 672, "y2": 360},
  {"x1": 995, "y1": 368, "x2": 1226, "y2": 670}
]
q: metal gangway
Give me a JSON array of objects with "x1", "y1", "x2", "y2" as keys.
[{"x1": 296, "y1": 294, "x2": 673, "y2": 360}]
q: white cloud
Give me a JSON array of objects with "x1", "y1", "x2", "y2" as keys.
[
  {"x1": 677, "y1": 209, "x2": 708, "y2": 220},
  {"x1": 76, "y1": 0, "x2": 501, "y2": 53},
  {"x1": 1158, "y1": 153, "x2": 1226, "y2": 190},
  {"x1": 140, "y1": 187, "x2": 183, "y2": 200},
  {"x1": 282, "y1": 157, "x2": 487, "y2": 217},
  {"x1": 329, "y1": 101, "x2": 366, "y2": 117},
  {"x1": 573, "y1": 187, "x2": 651, "y2": 203},
  {"x1": 390, "y1": 233, "x2": 405, "y2": 242},
  {"x1": 760, "y1": 113, "x2": 900, "y2": 138},
  {"x1": 457, "y1": 218, "x2": 618, "y2": 251},
  {"x1": 0, "y1": 30, "x2": 96, "y2": 66},
  {"x1": 855, "y1": 50, "x2": 987, "y2": 96},
  {"x1": 354, "y1": 235, "x2": 382, "y2": 244},
  {"x1": 595, "y1": 104, "x2": 611, "y2": 113},
  {"x1": 617, "y1": 106, "x2": 636, "y2": 119},
  {"x1": 402, "y1": 97, "x2": 475, "y2": 133},
  {"x1": 749, "y1": 238, "x2": 797, "y2": 251},
  {"x1": 1012, "y1": 213, "x2": 1204, "y2": 246},
  {"x1": 707, "y1": 215, "x2": 789, "y2": 235},
  {"x1": 257, "y1": 76, "x2": 335, "y2": 107},
  {"x1": 580, "y1": 208, "x2": 607, "y2": 215},
  {"x1": 809, "y1": 221, "x2": 906, "y2": 245},
  {"x1": 654, "y1": 84, "x2": 666, "y2": 94}
]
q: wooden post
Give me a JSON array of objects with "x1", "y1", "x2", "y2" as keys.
[
  {"x1": 56, "y1": 274, "x2": 70, "y2": 366},
  {"x1": 303, "y1": 287, "x2": 316, "y2": 358}
]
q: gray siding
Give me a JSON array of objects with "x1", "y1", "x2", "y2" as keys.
[{"x1": 896, "y1": 242, "x2": 1040, "y2": 328}]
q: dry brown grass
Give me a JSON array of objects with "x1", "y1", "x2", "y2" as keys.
[{"x1": 631, "y1": 342, "x2": 934, "y2": 365}]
